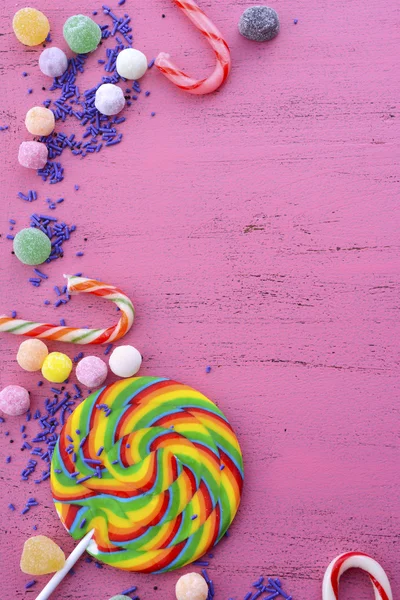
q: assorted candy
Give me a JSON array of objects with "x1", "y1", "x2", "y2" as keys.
[
  {"x1": 17, "y1": 339, "x2": 48, "y2": 372},
  {"x1": 108, "y1": 345, "x2": 142, "y2": 377},
  {"x1": 18, "y1": 141, "x2": 48, "y2": 169},
  {"x1": 25, "y1": 106, "x2": 55, "y2": 136},
  {"x1": 116, "y1": 48, "x2": 148, "y2": 80},
  {"x1": 20, "y1": 535, "x2": 65, "y2": 575},
  {"x1": 0, "y1": 385, "x2": 30, "y2": 416},
  {"x1": 238, "y1": 6, "x2": 280, "y2": 42},
  {"x1": 95, "y1": 83, "x2": 126, "y2": 116},
  {"x1": 13, "y1": 227, "x2": 52, "y2": 265},
  {"x1": 76, "y1": 355, "x2": 108, "y2": 388},
  {"x1": 176, "y1": 573, "x2": 209, "y2": 600},
  {"x1": 12, "y1": 7, "x2": 50, "y2": 46},
  {"x1": 39, "y1": 47, "x2": 68, "y2": 78},
  {"x1": 42, "y1": 352, "x2": 73, "y2": 383},
  {"x1": 63, "y1": 14, "x2": 102, "y2": 53}
]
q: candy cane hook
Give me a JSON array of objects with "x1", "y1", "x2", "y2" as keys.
[
  {"x1": 0, "y1": 276, "x2": 134, "y2": 345},
  {"x1": 155, "y1": 0, "x2": 231, "y2": 94},
  {"x1": 322, "y1": 552, "x2": 393, "y2": 600}
]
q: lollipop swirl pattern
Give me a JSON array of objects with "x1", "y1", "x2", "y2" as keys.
[{"x1": 51, "y1": 377, "x2": 244, "y2": 573}]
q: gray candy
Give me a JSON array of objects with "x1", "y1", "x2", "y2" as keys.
[{"x1": 238, "y1": 6, "x2": 280, "y2": 42}]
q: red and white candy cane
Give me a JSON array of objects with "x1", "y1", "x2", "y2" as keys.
[
  {"x1": 0, "y1": 275, "x2": 134, "y2": 345},
  {"x1": 323, "y1": 552, "x2": 393, "y2": 600},
  {"x1": 155, "y1": 0, "x2": 231, "y2": 94}
]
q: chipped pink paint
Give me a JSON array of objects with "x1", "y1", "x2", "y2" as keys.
[{"x1": 0, "y1": 0, "x2": 399, "y2": 598}]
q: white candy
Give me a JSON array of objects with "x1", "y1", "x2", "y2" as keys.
[
  {"x1": 94, "y1": 83, "x2": 125, "y2": 116},
  {"x1": 175, "y1": 573, "x2": 209, "y2": 600},
  {"x1": 109, "y1": 345, "x2": 142, "y2": 378},
  {"x1": 116, "y1": 48, "x2": 148, "y2": 80},
  {"x1": 39, "y1": 47, "x2": 68, "y2": 78}
]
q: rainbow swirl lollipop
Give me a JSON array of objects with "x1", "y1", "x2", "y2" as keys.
[{"x1": 51, "y1": 377, "x2": 244, "y2": 573}]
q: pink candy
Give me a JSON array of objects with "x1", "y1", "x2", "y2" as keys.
[
  {"x1": 76, "y1": 356, "x2": 108, "y2": 388},
  {"x1": 0, "y1": 385, "x2": 30, "y2": 416},
  {"x1": 18, "y1": 141, "x2": 48, "y2": 169}
]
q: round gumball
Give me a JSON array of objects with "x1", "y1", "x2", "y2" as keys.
[
  {"x1": 63, "y1": 15, "x2": 101, "y2": 53},
  {"x1": 95, "y1": 84, "x2": 125, "y2": 116},
  {"x1": 13, "y1": 8, "x2": 50, "y2": 46},
  {"x1": 18, "y1": 141, "x2": 48, "y2": 170},
  {"x1": 25, "y1": 106, "x2": 55, "y2": 136},
  {"x1": 17, "y1": 339, "x2": 48, "y2": 372},
  {"x1": 39, "y1": 47, "x2": 68, "y2": 78},
  {"x1": 0, "y1": 385, "x2": 30, "y2": 416},
  {"x1": 13, "y1": 228, "x2": 51, "y2": 266},
  {"x1": 176, "y1": 573, "x2": 209, "y2": 600},
  {"x1": 109, "y1": 345, "x2": 142, "y2": 378},
  {"x1": 42, "y1": 352, "x2": 72, "y2": 383},
  {"x1": 76, "y1": 356, "x2": 108, "y2": 388},
  {"x1": 116, "y1": 48, "x2": 148, "y2": 80}
]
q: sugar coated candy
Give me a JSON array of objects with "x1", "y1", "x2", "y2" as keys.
[
  {"x1": 13, "y1": 8, "x2": 50, "y2": 46},
  {"x1": 0, "y1": 385, "x2": 30, "y2": 416},
  {"x1": 17, "y1": 339, "x2": 49, "y2": 372},
  {"x1": 238, "y1": 6, "x2": 280, "y2": 41},
  {"x1": 76, "y1": 356, "x2": 108, "y2": 388},
  {"x1": 63, "y1": 14, "x2": 101, "y2": 53},
  {"x1": 39, "y1": 47, "x2": 68, "y2": 78},
  {"x1": 42, "y1": 352, "x2": 73, "y2": 383},
  {"x1": 18, "y1": 141, "x2": 48, "y2": 169},
  {"x1": 116, "y1": 48, "x2": 148, "y2": 80},
  {"x1": 13, "y1": 228, "x2": 51, "y2": 266},
  {"x1": 109, "y1": 345, "x2": 142, "y2": 378},
  {"x1": 20, "y1": 535, "x2": 65, "y2": 575},
  {"x1": 25, "y1": 106, "x2": 55, "y2": 136},
  {"x1": 176, "y1": 573, "x2": 209, "y2": 600},
  {"x1": 95, "y1": 83, "x2": 125, "y2": 116}
]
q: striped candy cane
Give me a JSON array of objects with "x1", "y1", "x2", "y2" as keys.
[
  {"x1": 322, "y1": 552, "x2": 393, "y2": 600},
  {"x1": 0, "y1": 276, "x2": 134, "y2": 345},
  {"x1": 155, "y1": 0, "x2": 231, "y2": 94}
]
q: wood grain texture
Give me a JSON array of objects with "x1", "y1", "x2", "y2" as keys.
[{"x1": 0, "y1": 0, "x2": 399, "y2": 598}]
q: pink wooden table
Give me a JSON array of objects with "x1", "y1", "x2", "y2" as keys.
[{"x1": 0, "y1": 0, "x2": 399, "y2": 598}]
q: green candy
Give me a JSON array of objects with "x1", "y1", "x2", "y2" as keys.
[
  {"x1": 13, "y1": 228, "x2": 51, "y2": 266},
  {"x1": 63, "y1": 15, "x2": 101, "y2": 54}
]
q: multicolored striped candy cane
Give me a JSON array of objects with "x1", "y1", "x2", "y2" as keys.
[
  {"x1": 155, "y1": 0, "x2": 231, "y2": 94},
  {"x1": 322, "y1": 552, "x2": 393, "y2": 600},
  {"x1": 0, "y1": 275, "x2": 134, "y2": 345}
]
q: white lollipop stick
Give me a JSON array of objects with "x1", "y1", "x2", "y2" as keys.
[
  {"x1": 322, "y1": 552, "x2": 393, "y2": 600},
  {"x1": 35, "y1": 530, "x2": 94, "y2": 600}
]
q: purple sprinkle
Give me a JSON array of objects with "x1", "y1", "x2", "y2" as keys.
[
  {"x1": 121, "y1": 586, "x2": 137, "y2": 595},
  {"x1": 20, "y1": 425, "x2": 25, "y2": 433},
  {"x1": 6, "y1": 456, "x2": 11, "y2": 463},
  {"x1": 32, "y1": 525, "x2": 37, "y2": 530},
  {"x1": 37, "y1": 381, "x2": 44, "y2": 387},
  {"x1": 7, "y1": 234, "x2": 15, "y2": 240},
  {"x1": 104, "y1": 343, "x2": 113, "y2": 355},
  {"x1": 151, "y1": 111, "x2": 156, "y2": 117},
  {"x1": 205, "y1": 365, "x2": 212, "y2": 373},
  {"x1": 95, "y1": 562, "x2": 103, "y2": 569},
  {"x1": 220, "y1": 464, "x2": 225, "y2": 470},
  {"x1": 76, "y1": 429, "x2": 81, "y2": 434},
  {"x1": 145, "y1": 90, "x2": 151, "y2": 96},
  {"x1": 76, "y1": 475, "x2": 92, "y2": 484},
  {"x1": 44, "y1": 300, "x2": 51, "y2": 305},
  {"x1": 25, "y1": 580, "x2": 37, "y2": 589},
  {"x1": 74, "y1": 185, "x2": 80, "y2": 191},
  {"x1": 80, "y1": 518, "x2": 87, "y2": 529},
  {"x1": 28, "y1": 88, "x2": 33, "y2": 94},
  {"x1": 191, "y1": 514, "x2": 198, "y2": 520},
  {"x1": 76, "y1": 251, "x2": 84, "y2": 256},
  {"x1": 8, "y1": 503, "x2": 15, "y2": 511},
  {"x1": 22, "y1": 71, "x2": 28, "y2": 77},
  {"x1": 96, "y1": 446, "x2": 104, "y2": 457},
  {"x1": 66, "y1": 435, "x2": 74, "y2": 442},
  {"x1": 148, "y1": 59, "x2": 155, "y2": 68},
  {"x1": 11, "y1": 310, "x2": 17, "y2": 318},
  {"x1": 294, "y1": 18, "x2": 298, "y2": 24}
]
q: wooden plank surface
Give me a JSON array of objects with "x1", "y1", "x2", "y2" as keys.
[{"x1": 0, "y1": 0, "x2": 399, "y2": 598}]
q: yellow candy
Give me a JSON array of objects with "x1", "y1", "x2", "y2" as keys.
[
  {"x1": 25, "y1": 106, "x2": 55, "y2": 136},
  {"x1": 13, "y1": 8, "x2": 50, "y2": 46},
  {"x1": 20, "y1": 535, "x2": 65, "y2": 575},
  {"x1": 42, "y1": 352, "x2": 72, "y2": 383}
]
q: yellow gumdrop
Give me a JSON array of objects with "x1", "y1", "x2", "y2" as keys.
[
  {"x1": 20, "y1": 535, "x2": 65, "y2": 575},
  {"x1": 42, "y1": 352, "x2": 72, "y2": 383},
  {"x1": 13, "y1": 8, "x2": 50, "y2": 46}
]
